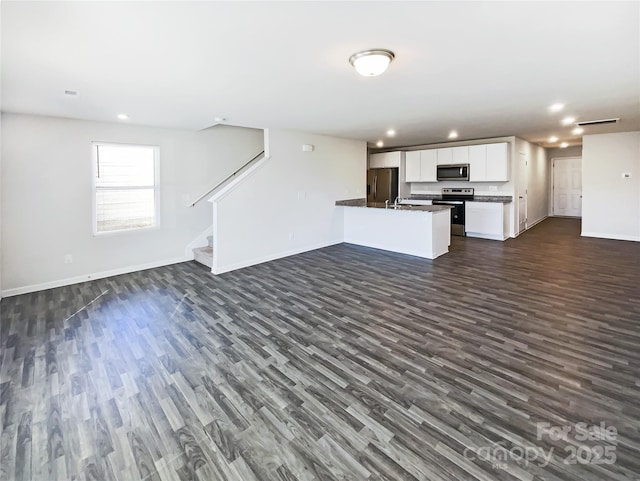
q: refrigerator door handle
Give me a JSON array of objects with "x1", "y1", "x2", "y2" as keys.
[{"x1": 373, "y1": 176, "x2": 377, "y2": 200}]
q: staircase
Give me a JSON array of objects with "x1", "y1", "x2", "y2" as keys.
[
  {"x1": 188, "y1": 148, "x2": 267, "y2": 272},
  {"x1": 193, "y1": 236, "x2": 213, "y2": 269}
]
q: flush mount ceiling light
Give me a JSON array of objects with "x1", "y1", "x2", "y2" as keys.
[
  {"x1": 549, "y1": 103, "x2": 565, "y2": 113},
  {"x1": 386, "y1": 129, "x2": 396, "y2": 137},
  {"x1": 561, "y1": 116, "x2": 576, "y2": 126},
  {"x1": 448, "y1": 131, "x2": 459, "y2": 139},
  {"x1": 572, "y1": 127, "x2": 584, "y2": 135},
  {"x1": 349, "y1": 49, "x2": 395, "y2": 77},
  {"x1": 376, "y1": 140, "x2": 384, "y2": 147}
]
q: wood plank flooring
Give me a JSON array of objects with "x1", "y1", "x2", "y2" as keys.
[{"x1": 1, "y1": 218, "x2": 639, "y2": 481}]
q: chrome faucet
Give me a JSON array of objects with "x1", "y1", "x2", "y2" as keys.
[{"x1": 394, "y1": 196, "x2": 402, "y2": 207}]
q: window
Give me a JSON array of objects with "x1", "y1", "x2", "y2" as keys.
[{"x1": 92, "y1": 142, "x2": 159, "y2": 234}]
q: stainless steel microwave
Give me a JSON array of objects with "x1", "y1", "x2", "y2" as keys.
[{"x1": 437, "y1": 164, "x2": 469, "y2": 181}]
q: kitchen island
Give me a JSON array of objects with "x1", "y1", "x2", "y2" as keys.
[{"x1": 336, "y1": 199, "x2": 453, "y2": 259}]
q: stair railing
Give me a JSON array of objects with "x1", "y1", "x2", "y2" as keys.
[{"x1": 189, "y1": 150, "x2": 265, "y2": 207}]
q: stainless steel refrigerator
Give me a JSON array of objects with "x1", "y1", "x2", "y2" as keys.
[{"x1": 367, "y1": 168, "x2": 398, "y2": 203}]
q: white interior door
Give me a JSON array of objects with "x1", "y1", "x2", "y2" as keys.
[
  {"x1": 553, "y1": 157, "x2": 582, "y2": 217},
  {"x1": 518, "y1": 152, "x2": 527, "y2": 233}
]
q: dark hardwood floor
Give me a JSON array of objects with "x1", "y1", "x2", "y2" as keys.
[{"x1": 1, "y1": 217, "x2": 639, "y2": 481}]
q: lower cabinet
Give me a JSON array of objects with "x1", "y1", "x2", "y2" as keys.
[{"x1": 465, "y1": 202, "x2": 508, "y2": 240}]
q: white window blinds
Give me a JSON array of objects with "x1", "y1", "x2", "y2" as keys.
[{"x1": 93, "y1": 143, "x2": 159, "y2": 234}]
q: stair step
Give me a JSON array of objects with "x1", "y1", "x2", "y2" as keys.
[
  {"x1": 193, "y1": 246, "x2": 213, "y2": 268},
  {"x1": 207, "y1": 236, "x2": 213, "y2": 248}
]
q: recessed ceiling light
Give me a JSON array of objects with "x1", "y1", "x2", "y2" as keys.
[
  {"x1": 448, "y1": 131, "x2": 458, "y2": 139},
  {"x1": 117, "y1": 114, "x2": 129, "y2": 120},
  {"x1": 64, "y1": 90, "x2": 77, "y2": 96},
  {"x1": 572, "y1": 127, "x2": 584, "y2": 135},
  {"x1": 561, "y1": 116, "x2": 576, "y2": 125},
  {"x1": 349, "y1": 49, "x2": 395, "y2": 77},
  {"x1": 376, "y1": 140, "x2": 384, "y2": 147},
  {"x1": 560, "y1": 142, "x2": 569, "y2": 148},
  {"x1": 549, "y1": 103, "x2": 565, "y2": 113},
  {"x1": 386, "y1": 129, "x2": 396, "y2": 137},
  {"x1": 548, "y1": 136, "x2": 559, "y2": 143}
]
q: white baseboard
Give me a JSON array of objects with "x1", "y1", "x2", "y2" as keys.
[
  {"x1": 581, "y1": 231, "x2": 640, "y2": 242},
  {"x1": 466, "y1": 232, "x2": 508, "y2": 241},
  {"x1": 527, "y1": 215, "x2": 548, "y2": 229},
  {"x1": 1, "y1": 255, "x2": 191, "y2": 298},
  {"x1": 212, "y1": 239, "x2": 343, "y2": 275}
]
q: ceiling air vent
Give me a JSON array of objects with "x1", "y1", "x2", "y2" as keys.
[{"x1": 575, "y1": 118, "x2": 619, "y2": 126}]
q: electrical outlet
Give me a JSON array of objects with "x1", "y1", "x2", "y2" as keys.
[{"x1": 64, "y1": 254, "x2": 73, "y2": 264}]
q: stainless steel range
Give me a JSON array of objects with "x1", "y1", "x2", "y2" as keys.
[{"x1": 432, "y1": 188, "x2": 474, "y2": 236}]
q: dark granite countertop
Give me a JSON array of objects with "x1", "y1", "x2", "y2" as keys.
[
  {"x1": 409, "y1": 194, "x2": 513, "y2": 203},
  {"x1": 335, "y1": 198, "x2": 452, "y2": 212}
]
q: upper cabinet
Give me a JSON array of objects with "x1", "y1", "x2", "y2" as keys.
[
  {"x1": 468, "y1": 145, "x2": 487, "y2": 181},
  {"x1": 405, "y1": 142, "x2": 509, "y2": 182},
  {"x1": 485, "y1": 143, "x2": 509, "y2": 181},
  {"x1": 370, "y1": 151, "x2": 402, "y2": 169},
  {"x1": 405, "y1": 149, "x2": 437, "y2": 182},
  {"x1": 452, "y1": 146, "x2": 469, "y2": 164},
  {"x1": 436, "y1": 148, "x2": 453, "y2": 165}
]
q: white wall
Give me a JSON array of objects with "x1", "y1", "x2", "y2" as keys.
[
  {"x1": 547, "y1": 145, "x2": 582, "y2": 159},
  {"x1": 582, "y1": 132, "x2": 640, "y2": 241},
  {"x1": 0, "y1": 111, "x2": 3, "y2": 301},
  {"x1": 1, "y1": 113, "x2": 263, "y2": 295},
  {"x1": 212, "y1": 129, "x2": 366, "y2": 273},
  {"x1": 515, "y1": 138, "x2": 549, "y2": 227}
]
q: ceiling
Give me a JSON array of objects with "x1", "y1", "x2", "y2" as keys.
[{"x1": 2, "y1": 1, "x2": 639, "y2": 149}]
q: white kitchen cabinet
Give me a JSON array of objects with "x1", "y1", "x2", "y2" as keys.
[
  {"x1": 419, "y1": 149, "x2": 438, "y2": 181},
  {"x1": 485, "y1": 143, "x2": 509, "y2": 181},
  {"x1": 468, "y1": 145, "x2": 486, "y2": 181},
  {"x1": 452, "y1": 146, "x2": 469, "y2": 164},
  {"x1": 436, "y1": 148, "x2": 453, "y2": 165},
  {"x1": 465, "y1": 201, "x2": 508, "y2": 240},
  {"x1": 370, "y1": 151, "x2": 402, "y2": 169},
  {"x1": 466, "y1": 142, "x2": 509, "y2": 182},
  {"x1": 405, "y1": 151, "x2": 421, "y2": 182},
  {"x1": 404, "y1": 150, "x2": 437, "y2": 182}
]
